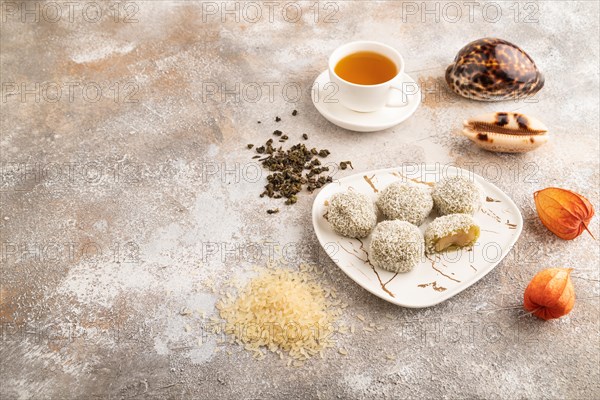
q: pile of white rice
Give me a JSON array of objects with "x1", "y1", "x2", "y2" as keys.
[{"x1": 216, "y1": 265, "x2": 342, "y2": 362}]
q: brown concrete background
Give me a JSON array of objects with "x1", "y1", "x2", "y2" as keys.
[{"x1": 1, "y1": 1, "x2": 599, "y2": 399}]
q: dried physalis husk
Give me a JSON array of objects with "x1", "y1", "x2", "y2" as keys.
[
  {"x1": 524, "y1": 268, "x2": 575, "y2": 320},
  {"x1": 534, "y1": 188, "x2": 595, "y2": 240}
]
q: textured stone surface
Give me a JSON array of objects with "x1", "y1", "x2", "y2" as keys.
[{"x1": 1, "y1": 1, "x2": 599, "y2": 399}]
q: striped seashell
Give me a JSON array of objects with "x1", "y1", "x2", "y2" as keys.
[
  {"x1": 446, "y1": 38, "x2": 544, "y2": 101},
  {"x1": 462, "y1": 112, "x2": 548, "y2": 153}
]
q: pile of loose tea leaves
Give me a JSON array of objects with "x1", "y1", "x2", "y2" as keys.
[{"x1": 247, "y1": 115, "x2": 352, "y2": 211}]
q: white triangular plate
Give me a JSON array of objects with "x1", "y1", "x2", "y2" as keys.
[{"x1": 312, "y1": 164, "x2": 523, "y2": 308}]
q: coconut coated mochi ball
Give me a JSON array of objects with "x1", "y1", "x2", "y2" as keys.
[
  {"x1": 370, "y1": 220, "x2": 424, "y2": 273},
  {"x1": 376, "y1": 181, "x2": 433, "y2": 226},
  {"x1": 425, "y1": 213, "x2": 480, "y2": 254},
  {"x1": 432, "y1": 176, "x2": 482, "y2": 215},
  {"x1": 327, "y1": 191, "x2": 377, "y2": 238}
]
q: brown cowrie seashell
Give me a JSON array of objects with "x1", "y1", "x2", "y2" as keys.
[
  {"x1": 462, "y1": 112, "x2": 548, "y2": 153},
  {"x1": 446, "y1": 38, "x2": 544, "y2": 101}
]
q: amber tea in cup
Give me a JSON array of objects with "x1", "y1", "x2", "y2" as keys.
[
  {"x1": 334, "y1": 51, "x2": 398, "y2": 85},
  {"x1": 328, "y1": 42, "x2": 407, "y2": 112}
]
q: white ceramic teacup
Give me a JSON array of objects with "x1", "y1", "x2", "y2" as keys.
[{"x1": 328, "y1": 41, "x2": 408, "y2": 113}]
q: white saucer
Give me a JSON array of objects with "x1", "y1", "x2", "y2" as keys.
[{"x1": 311, "y1": 70, "x2": 421, "y2": 132}]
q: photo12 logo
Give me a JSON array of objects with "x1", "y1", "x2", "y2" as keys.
[
  {"x1": 398, "y1": 319, "x2": 539, "y2": 345},
  {"x1": 200, "y1": 81, "x2": 304, "y2": 104},
  {"x1": 199, "y1": 240, "x2": 340, "y2": 265},
  {"x1": 1, "y1": 161, "x2": 145, "y2": 190},
  {"x1": 200, "y1": 1, "x2": 339, "y2": 24},
  {"x1": 2, "y1": 81, "x2": 139, "y2": 104},
  {"x1": 1, "y1": 241, "x2": 140, "y2": 264},
  {"x1": 1, "y1": 1, "x2": 139, "y2": 23},
  {"x1": 394, "y1": 162, "x2": 539, "y2": 186},
  {"x1": 399, "y1": 1, "x2": 540, "y2": 23},
  {"x1": 199, "y1": 80, "x2": 420, "y2": 106}
]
